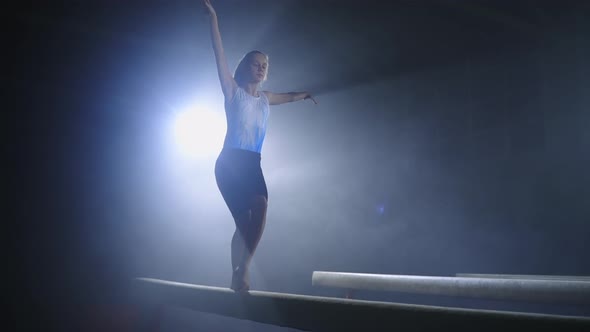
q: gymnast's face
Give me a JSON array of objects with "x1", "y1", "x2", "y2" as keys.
[{"x1": 249, "y1": 53, "x2": 268, "y2": 84}]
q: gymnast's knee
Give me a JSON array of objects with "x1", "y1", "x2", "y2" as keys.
[{"x1": 251, "y1": 195, "x2": 267, "y2": 211}]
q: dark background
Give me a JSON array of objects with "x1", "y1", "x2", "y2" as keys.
[{"x1": 10, "y1": 0, "x2": 590, "y2": 331}]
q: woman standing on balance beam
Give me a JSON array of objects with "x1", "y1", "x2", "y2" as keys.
[{"x1": 202, "y1": 0, "x2": 317, "y2": 292}]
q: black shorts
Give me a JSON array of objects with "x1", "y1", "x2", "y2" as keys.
[{"x1": 215, "y1": 147, "x2": 268, "y2": 219}]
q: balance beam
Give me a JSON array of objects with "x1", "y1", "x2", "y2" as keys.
[
  {"x1": 456, "y1": 273, "x2": 590, "y2": 282},
  {"x1": 312, "y1": 271, "x2": 590, "y2": 304},
  {"x1": 132, "y1": 277, "x2": 590, "y2": 332}
]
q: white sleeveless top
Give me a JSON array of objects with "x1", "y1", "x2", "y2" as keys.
[{"x1": 223, "y1": 87, "x2": 270, "y2": 153}]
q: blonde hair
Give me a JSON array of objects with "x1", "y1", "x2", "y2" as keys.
[{"x1": 234, "y1": 50, "x2": 269, "y2": 87}]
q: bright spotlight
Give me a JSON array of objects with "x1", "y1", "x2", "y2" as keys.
[{"x1": 173, "y1": 106, "x2": 226, "y2": 159}]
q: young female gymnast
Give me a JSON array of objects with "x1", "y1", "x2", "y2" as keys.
[{"x1": 203, "y1": 0, "x2": 317, "y2": 291}]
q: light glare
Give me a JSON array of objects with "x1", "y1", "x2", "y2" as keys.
[{"x1": 173, "y1": 107, "x2": 226, "y2": 159}]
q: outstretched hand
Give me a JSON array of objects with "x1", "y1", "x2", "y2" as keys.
[
  {"x1": 304, "y1": 92, "x2": 318, "y2": 105},
  {"x1": 202, "y1": 0, "x2": 216, "y2": 17}
]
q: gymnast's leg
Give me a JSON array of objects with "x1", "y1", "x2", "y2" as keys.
[{"x1": 231, "y1": 195, "x2": 267, "y2": 291}]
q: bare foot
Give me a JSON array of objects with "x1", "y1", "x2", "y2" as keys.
[{"x1": 231, "y1": 266, "x2": 250, "y2": 292}]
